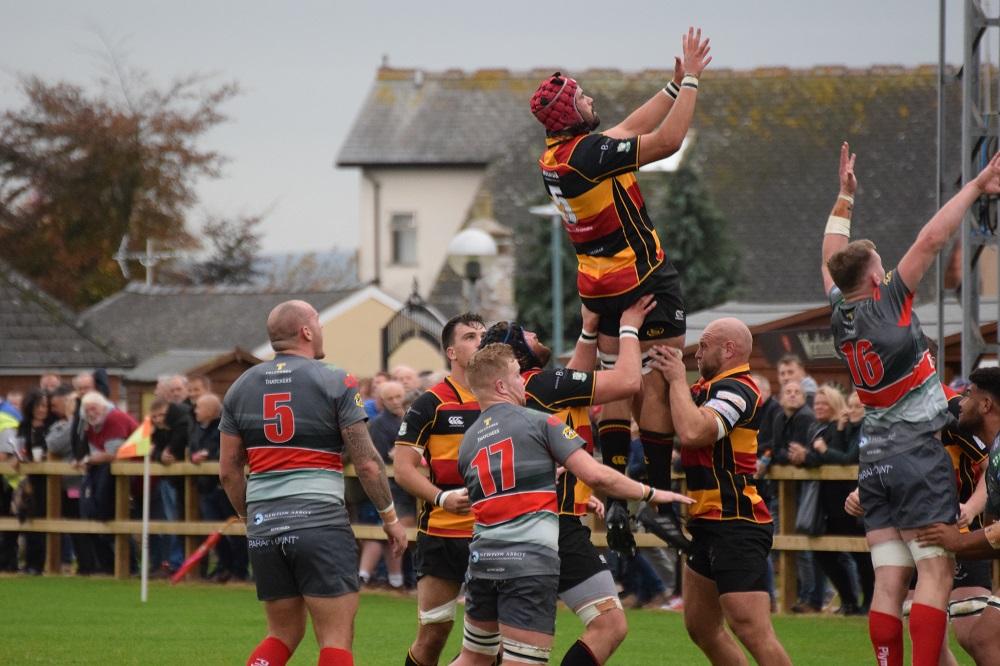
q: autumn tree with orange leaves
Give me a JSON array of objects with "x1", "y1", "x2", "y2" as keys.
[{"x1": 0, "y1": 69, "x2": 240, "y2": 308}]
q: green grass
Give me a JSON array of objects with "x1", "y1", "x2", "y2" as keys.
[{"x1": 3, "y1": 576, "x2": 973, "y2": 664}]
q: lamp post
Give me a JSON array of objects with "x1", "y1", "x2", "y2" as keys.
[
  {"x1": 529, "y1": 203, "x2": 565, "y2": 359},
  {"x1": 446, "y1": 228, "x2": 498, "y2": 313}
]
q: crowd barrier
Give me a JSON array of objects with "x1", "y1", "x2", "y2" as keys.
[{"x1": 0, "y1": 461, "x2": 880, "y2": 610}]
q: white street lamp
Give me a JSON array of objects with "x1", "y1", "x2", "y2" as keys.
[{"x1": 447, "y1": 228, "x2": 498, "y2": 312}]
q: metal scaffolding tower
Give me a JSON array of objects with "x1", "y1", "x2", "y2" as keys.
[{"x1": 959, "y1": 0, "x2": 1000, "y2": 376}]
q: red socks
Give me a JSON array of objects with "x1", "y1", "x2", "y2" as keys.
[
  {"x1": 318, "y1": 647, "x2": 354, "y2": 666},
  {"x1": 909, "y1": 603, "x2": 947, "y2": 666},
  {"x1": 247, "y1": 637, "x2": 291, "y2": 666},
  {"x1": 868, "y1": 611, "x2": 902, "y2": 666}
]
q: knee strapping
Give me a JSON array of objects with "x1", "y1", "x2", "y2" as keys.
[
  {"x1": 907, "y1": 539, "x2": 949, "y2": 562},
  {"x1": 574, "y1": 595, "x2": 622, "y2": 626},
  {"x1": 870, "y1": 540, "x2": 914, "y2": 568},
  {"x1": 418, "y1": 598, "x2": 457, "y2": 625},
  {"x1": 949, "y1": 596, "x2": 991, "y2": 619},
  {"x1": 502, "y1": 637, "x2": 551, "y2": 664},
  {"x1": 598, "y1": 351, "x2": 618, "y2": 370},
  {"x1": 462, "y1": 620, "x2": 500, "y2": 656}
]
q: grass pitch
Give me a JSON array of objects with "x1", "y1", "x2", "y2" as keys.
[{"x1": 4, "y1": 576, "x2": 972, "y2": 664}]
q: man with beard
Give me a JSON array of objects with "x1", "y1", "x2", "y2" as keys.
[
  {"x1": 649, "y1": 318, "x2": 790, "y2": 666},
  {"x1": 529, "y1": 28, "x2": 712, "y2": 559}
]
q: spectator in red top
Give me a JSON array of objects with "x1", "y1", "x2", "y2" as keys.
[{"x1": 77, "y1": 391, "x2": 138, "y2": 574}]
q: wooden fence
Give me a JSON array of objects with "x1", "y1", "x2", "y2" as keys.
[{"x1": 0, "y1": 461, "x2": 865, "y2": 610}]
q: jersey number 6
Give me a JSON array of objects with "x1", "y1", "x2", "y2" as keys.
[
  {"x1": 263, "y1": 392, "x2": 295, "y2": 444},
  {"x1": 470, "y1": 437, "x2": 516, "y2": 497}
]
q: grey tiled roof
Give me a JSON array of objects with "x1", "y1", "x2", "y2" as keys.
[
  {"x1": 339, "y1": 65, "x2": 962, "y2": 304},
  {"x1": 80, "y1": 283, "x2": 360, "y2": 364},
  {"x1": 0, "y1": 259, "x2": 131, "y2": 370}
]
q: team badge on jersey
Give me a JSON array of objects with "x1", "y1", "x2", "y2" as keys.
[
  {"x1": 562, "y1": 426, "x2": 577, "y2": 440},
  {"x1": 355, "y1": 394, "x2": 363, "y2": 407},
  {"x1": 398, "y1": 421, "x2": 407, "y2": 437}
]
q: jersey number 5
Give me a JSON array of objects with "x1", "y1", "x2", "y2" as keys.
[
  {"x1": 839, "y1": 339, "x2": 885, "y2": 388},
  {"x1": 546, "y1": 184, "x2": 578, "y2": 225},
  {"x1": 263, "y1": 392, "x2": 295, "y2": 444},
  {"x1": 470, "y1": 438, "x2": 516, "y2": 496}
]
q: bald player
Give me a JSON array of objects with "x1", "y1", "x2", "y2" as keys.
[
  {"x1": 220, "y1": 299, "x2": 406, "y2": 666},
  {"x1": 650, "y1": 318, "x2": 790, "y2": 666}
]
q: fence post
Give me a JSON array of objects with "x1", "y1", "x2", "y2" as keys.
[
  {"x1": 44, "y1": 472, "x2": 62, "y2": 574},
  {"x1": 778, "y1": 477, "x2": 798, "y2": 612},
  {"x1": 114, "y1": 473, "x2": 130, "y2": 579}
]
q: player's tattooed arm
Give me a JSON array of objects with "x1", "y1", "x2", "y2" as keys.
[{"x1": 342, "y1": 421, "x2": 394, "y2": 509}]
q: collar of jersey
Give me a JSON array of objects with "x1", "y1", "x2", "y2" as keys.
[
  {"x1": 545, "y1": 133, "x2": 586, "y2": 147},
  {"x1": 446, "y1": 375, "x2": 477, "y2": 404},
  {"x1": 704, "y1": 363, "x2": 751, "y2": 386}
]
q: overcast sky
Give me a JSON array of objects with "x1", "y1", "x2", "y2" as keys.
[{"x1": 0, "y1": 1, "x2": 977, "y2": 254}]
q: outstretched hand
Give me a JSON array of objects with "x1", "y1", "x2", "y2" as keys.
[
  {"x1": 648, "y1": 344, "x2": 687, "y2": 384},
  {"x1": 974, "y1": 152, "x2": 1000, "y2": 195},
  {"x1": 681, "y1": 27, "x2": 712, "y2": 77},
  {"x1": 839, "y1": 142, "x2": 857, "y2": 196},
  {"x1": 619, "y1": 294, "x2": 656, "y2": 329}
]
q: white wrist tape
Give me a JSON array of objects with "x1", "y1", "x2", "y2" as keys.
[
  {"x1": 838, "y1": 193, "x2": 855, "y2": 204},
  {"x1": 825, "y1": 215, "x2": 851, "y2": 237},
  {"x1": 436, "y1": 489, "x2": 459, "y2": 508}
]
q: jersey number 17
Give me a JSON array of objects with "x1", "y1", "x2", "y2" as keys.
[{"x1": 471, "y1": 438, "x2": 517, "y2": 497}]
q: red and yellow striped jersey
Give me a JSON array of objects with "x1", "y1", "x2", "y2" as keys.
[
  {"x1": 682, "y1": 364, "x2": 771, "y2": 523},
  {"x1": 942, "y1": 385, "x2": 988, "y2": 531},
  {"x1": 539, "y1": 133, "x2": 665, "y2": 299},
  {"x1": 395, "y1": 377, "x2": 480, "y2": 538}
]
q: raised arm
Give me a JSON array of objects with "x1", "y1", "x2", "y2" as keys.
[
  {"x1": 565, "y1": 304, "x2": 601, "y2": 372},
  {"x1": 898, "y1": 152, "x2": 1000, "y2": 288},
  {"x1": 604, "y1": 57, "x2": 683, "y2": 138},
  {"x1": 821, "y1": 142, "x2": 857, "y2": 294},
  {"x1": 649, "y1": 346, "x2": 720, "y2": 447},
  {"x1": 604, "y1": 27, "x2": 712, "y2": 165},
  {"x1": 342, "y1": 420, "x2": 408, "y2": 555}
]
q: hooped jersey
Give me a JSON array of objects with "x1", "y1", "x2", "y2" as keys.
[
  {"x1": 539, "y1": 133, "x2": 665, "y2": 300},
  {"x1": 458, "y1": 403, "x2": 585, "y2": 579},
  {"x1": 830, "y1": 269, "x2": 949, "y2": 462},
  {"x1": 219, "y1": 354, "x2": 366, "y2": 537},
  {"x1": 941, "y1": 385, "x2": 988, "y2": 531},
  {"x1": 395, "y1": 376, "x2": 479, "y2": 538},
  {"x1": 522, "y1": 367, "x2": 597, "y2": 516},
  {"x1": 682, "y1": 364, "x2": 771, "y2": 523}
]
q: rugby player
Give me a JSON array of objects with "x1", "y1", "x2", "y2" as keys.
[
  {"x1": 394, "y1": 313, "x2": 486, "y2": 666},
  {"x1": 219, "y1": 300, "x2": 406, "y2": 666},
  {"x1": 480, "y1": 295, "x2": 682, "y2": 665},
  {"x1": 452, "y1": 344, "x2": 693, "y2": 666},
  {"x1": 529, "y1": 28, "x2": 711, "y2": 546},
  {"x1": 845, "y1": 378, "x2": 990, "y2": 665},
  {"x1": 916, "y1": 367, "x2": 1000, "y2": 665},
  {"x1": 821, "y1": 144, "x2": 1000, "y2": 665},
  {"x1": 649, "y1": 319, "x2": 791, "y2": 666}
]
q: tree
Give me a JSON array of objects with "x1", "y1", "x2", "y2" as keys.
[
  {"x1": 641, "y1": 161, "x2": 738, "y2": 312},
  {"x1": 191, "y1": 214, "x2": 263, "y2": 285},
  {"x1": 514, "y1": 158, "x2": 737, "y2": 351},
  {"x1": 0, "y1": 67, "x2": 239, "y2": 308}
]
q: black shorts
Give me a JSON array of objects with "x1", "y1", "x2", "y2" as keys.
[
  {"x1": 465, "y1": 575, "x2": 560, "y2": 635},
  {"x1": 953, "y1": 558, "x2": 993, "y2": 591},
  {"x1": 686, "y1": 519, "x2": 773, "y2": 594},
  {"x1": 248, "y1": 524, "x2": 359, "y2": 601},
  {"x1": 413, "y1": 532, "x2": 470, "y2": 582},
  {"x1": 858, "y1": 441, "x2": 959, "y2": 532},
  {"x1": 581, "y1": 262, "x2": 685, "y2": 340},
  {"x1": 557, "y1": 515, "x2": 610, "y2": 593}
]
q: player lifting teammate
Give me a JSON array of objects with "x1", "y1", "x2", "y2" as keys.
[
  {"x1": 219, "y1": 300, "x2": 406, "y2": 666},
  {"x1": 821, "y1": 144, "x2": 1000, "y2": 665},
  {"x1": 451, "y1": 344, "x2": 692, "y2": 666},
  {"x1": 529, "y1": 27, "x2": 711, "y2": 551}
]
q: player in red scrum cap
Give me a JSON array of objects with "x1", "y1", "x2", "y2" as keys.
[{"x1": 530, "y1": 27, "x2": 711, "y2": 616}]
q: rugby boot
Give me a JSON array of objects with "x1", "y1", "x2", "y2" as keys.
[
  {"x1": 637, "y1": 504, "x2": 692, "y2": 552},
  {"x1": 604, "y1": 499, "x2": 636, "y2": 558}
]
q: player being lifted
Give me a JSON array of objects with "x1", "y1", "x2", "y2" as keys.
[
  {"x1": 529, "y1": 27, "x2": 711, "y2": 547},
  {"x1": 821, "y1": 143, "x2": 1000, "y2": 666},
  {"x1": 451, "y1": 344, "x2": 692, "y2": 666}
]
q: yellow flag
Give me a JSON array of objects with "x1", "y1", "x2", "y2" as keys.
[{"x1": 115, "y1": 417, "x2": 153, "y2": 459}]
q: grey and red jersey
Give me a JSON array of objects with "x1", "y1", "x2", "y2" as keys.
[
  {"x1": 829, "y1": 270, "x2": 949, "y2": 462},
  {"x1": 458, "y1": 402, "x2": 585, "y2": 579},
  {"x1": 220, "y1": 353, "x2": 367, "y2": 537}
]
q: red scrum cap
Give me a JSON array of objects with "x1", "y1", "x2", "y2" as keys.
[{"x1": 530, "y1": 72, "x2": 584, "y2": 133}]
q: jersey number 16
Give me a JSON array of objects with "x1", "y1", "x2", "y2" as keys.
[{"x1": 839, "y1": 339, "x2": 885, "y2": 388}]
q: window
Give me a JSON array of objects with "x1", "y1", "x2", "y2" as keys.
[{"x1": 390, "y1": 213, "x2": 417, "y2": 265}]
